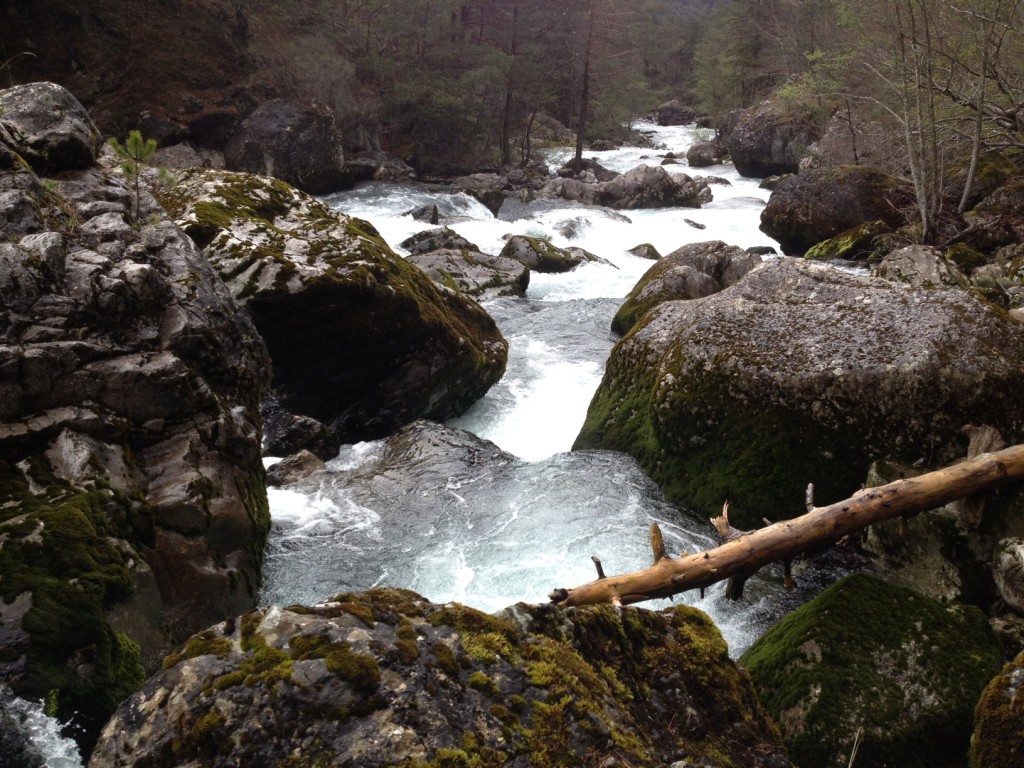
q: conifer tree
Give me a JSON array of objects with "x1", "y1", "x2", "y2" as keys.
[{"x1": 108, "y1": 130, "x2": 156, "y2": 224}]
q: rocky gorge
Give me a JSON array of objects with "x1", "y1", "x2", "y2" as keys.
[{"x1": 3, "y1": 78, "x2": 1024, "y2": 768}]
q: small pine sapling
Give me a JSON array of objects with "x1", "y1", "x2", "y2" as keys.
[{"x1": 108, "y1": 130, "x2": 157, "y2": 224}]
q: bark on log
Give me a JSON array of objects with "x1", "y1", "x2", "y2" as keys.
[{"x1": 549, "y1": 442, "x2": 1024, "y2": 608}]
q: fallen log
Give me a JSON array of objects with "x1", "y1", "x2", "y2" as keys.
[{"x1": 549, "y1": 442, "x2": 1024, "y2": 608}]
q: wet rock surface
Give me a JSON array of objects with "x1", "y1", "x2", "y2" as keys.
[
  {"x1": 577, "y1": 258, "x2": 1024, "y2": 528},
  {"x1": 159, "y1": 168, "x2": 508, "y2": 443},
  {"x1": 90, "y1": 589, "x2": 792, "y2": 768}
]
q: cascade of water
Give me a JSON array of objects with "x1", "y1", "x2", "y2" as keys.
[{"x1": 260, "y1": 121, "x2": 837, "y2": 659}]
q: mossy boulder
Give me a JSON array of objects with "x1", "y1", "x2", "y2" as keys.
[
  {"x1": 872, "y1": 245, "x2": 969, "y2": 289},
  {"x1": 90, "y1": 589, "x2": 792, "y2": 768},
  {"x1": 724, "y1": 99, "x2": 823, "y2": 178},
  {"x1": 499, "y1": 235, "x2": 589, "y2": 274},
  {"x1": 400, "y1": 226, "x2": 479, "y2": 255},
  {"x1": 159, "y1": 168, "x2": 508, "y2": 442},
  {"x1": 741, "y1": 574, "x2": 1003, "y2": 768},
  {"x1": 0, "y1": 90, "x2": 271, "y2": 752},
  {"x1": 760, "y1": 166, "x2": 914, "y2": 255},
  {"x1": 406, "y1": 248, "x2": 530, "y2": 299},
  {"x1": 803, "y1": 220, "x2": 890, "y2": 262},
  {"x1": 0, "y1": 82, "x2": 102, "y2": 173},
  {"x1": 574, "y1": 258, "x2": 1024, "y2": 528},
  {"x1": 970, "y1": 651, "x2": 1024, "y2": 767},
  {"x1": 612, "y1": 240, "x2": 759, "y2": 335}
]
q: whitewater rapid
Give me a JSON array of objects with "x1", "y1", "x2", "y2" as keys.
[{"x1": 258, "y1": 121, "x2": 842, "y2": 659}]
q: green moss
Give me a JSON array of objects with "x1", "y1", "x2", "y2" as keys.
[
  {"x1": 467, "y1": 670, "x2": 498, "y2": 696},
  {"x1": 945, "y1": 243, "x2": 988, "y2": 273},
  {"x1": 288, "y1": 631, "x2": 380, "y2": 693},
  {"x1": 172, "y1": 706, "x2": 228, "y2": 761},
  {"x1": 970, "y1": 653, "x2": 1024, "y2": 767},
  {"x1": 741, "y1": 574, "x2": 1003, "y2": 768},
  {"x1": 0, "y1": 459, "x2": 150, "y2": 738},
  {"x1": 804, "y1": 220, "x2": 890, "y2": 262},
  {"x1": 430, "y1": 640, "x2": 461, "y2": 678}
]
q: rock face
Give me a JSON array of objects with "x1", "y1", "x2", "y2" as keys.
[
  {"x1": 541, "y1": 164, "x2": 709, "y2": 209},
  {"x1": 575, "y1": 258, "x2": 1024, "y2": 528},
  {"x1": 742, "y1": 574, "x2": 1003, "y2": 768},
  {"x1": 0, "y1": 84, "x2": 271, "y2": 747},
  {"x1": 0, "y1": 82, "x2": 102, "y2": 173},
  {"x1": 89, "y1": 589, "x2": 792, "y2": 768},
  {"x1": 159, "y1": 168, "x2": 508, "y2": 443},
  {"x1": 612, "y1": 241, "x2": 760, "y2": 335},
  {"x1": 724, "y1": 100, "x2": 823, "y2": 178},
  {"x1": 760, "y1": 166, "x2": 913, "y2": 255},
  {"x1": 871, "y1": 245, "x2": 968, "y2": 288},
  {"x1": 224, "y1": 99, "x2": 351, "y2": 194},
  {"x1": 970, "y1": 651, "x2": 1024, "y2": 767}
]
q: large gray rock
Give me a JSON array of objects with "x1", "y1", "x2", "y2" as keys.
[
  {"x1": 224, "y1": 99, "x2": 350, "y2": 194},
  {"x1": 760, "y1": 165, "x2": 914, "y2": 255},
  {"x1": 993, "y1": 538, "x2": 1024, "y2": 614},
  {"x1": 725, "y1": 100, "x2": 823, "y2": 178},
  {"x1": 90, "y1": 590, "x2": 792, "y2": 768},
  {"x1": 575, "y1": 258, "x2": 1024, "y2": 528},
  {"x1": 541, "y1": 164, "x2": 708, "y2": 209},
  {"x1": 0, "y1": 82, "x2": 102, "y2": 173},
  {"x1": 0, "y1": 117, "x2": 271, "y2": 745},
  {"x1": 611, "y1": 240, "x2": 759, "y2": 335},
  {"x1": 159, "y1": 168, "x2": 508, "y2": 443},
  {"x1": 742, "y1": 574, "x2": 1003, "y2": 768},
  {"x1": 872, "y1": 245, "x2": 968, "y2": 288},
  {"x1": 654, "y1": 99, "x2": 697, "y2": 126},
  {"x1": 406, "y1": 247, "x2": 530, "y2": 299},
  {"x1": 499, "y1": 235, "x2": 592, "y2": 274}
]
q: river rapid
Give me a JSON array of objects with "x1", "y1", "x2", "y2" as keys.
[{"x1": 260, "y1": 121, "x2": 846, "y2": 658}]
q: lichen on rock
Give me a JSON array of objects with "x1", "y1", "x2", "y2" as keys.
[
  {"x1": 159, "y1": 168, "x2": 509, "y2": 442},
  {"x1": 89, "y1": 589, "x2": 792, "y2": 768}
]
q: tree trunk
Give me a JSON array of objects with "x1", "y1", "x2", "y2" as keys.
[
  {"x1": 572, "y1": 0, "x2": 597, "y2": 175},
  {"x1": 549, "y1": 442, "x2": 1024, "y2": 608}
]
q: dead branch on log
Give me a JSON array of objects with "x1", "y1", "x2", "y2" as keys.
[{"x1": 548, "y1": 442, "x2": 1024, "y2": 608}]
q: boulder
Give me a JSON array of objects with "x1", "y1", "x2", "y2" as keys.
[
  {"x1": 400, "y1": 227, "x2": 479, "y2": 255},
  {"x1": 265, "y1": 449, "x2": 326, "y2": 487},
  {"x1": 803, "y1": 220, "x2": 891, "y2": 262},
  {"x1": 450, "y1": 173, "x2": 508, "y2": 216},
  {"x1": 589, "y1": 138, "x2": 618, "y2": 151},
  {"x1": 725, "y1": 100, "x2": 823, "y2": 178},
  {"x1": 0, "y1": 118, "x2": 271, "y2": 747},
  {"x1": 159, "y1": 168, "x2": 508, "y2": 443},
  {"x1": 224, "y1": 99, "x2": 351, "y2": 194},
  {"x1": 0, "y1": 82, "x2": 102, "y2": 173},
  {"x1": 742, "y1": 574, "x2": 1003, "y2": 768},
  {"x1": 611, "y1": 241, "x2": 759, "y2": 335},
  {"x1": 89, "y1": 590, "x2": 792, "y2": 768},
  {"x1": 655, "y1": 99, "x2": 697, "y2": 126},
  {"x1": 970, "y1": 651, "x2": 1024, "y2": 767},
  {"x1": 406, "y1": 248, "x2": 530, "y2": 299},
  {"x1": 574, "y1": 258, "x2": 1024, "y2": 528},
  {"x1": 261, "y1": 393, "x2": 340, "y2": 461},
  {"x1": 344, "y1": 150, "x2": 416, "y2": 183},
  {"x1": 556, "y1": 157, "x2": 620, "y2": 182},
  {"x1": 872, "y1": 245, "x2": 969, "y2": 288},
  {"x1": 499, "y1": 235, "x2": 588, "y2": 273},
  {"x1": 542, "y1": 164, "x2": 708, "y2": 209},
  {"x1": 404, "y1": 203, "x2": 440, "y2": 224},
  {"x1": 628, "y1": 243, "x2": 661, "y2": 260},
  {"x1": 760, "y1": 166, "x2": 914, "y2": 255},
  {"x1": 686, "y1": 140, "x2": 724, "y2": 168}
]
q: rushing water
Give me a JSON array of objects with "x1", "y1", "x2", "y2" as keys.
[{"x1": 260, "y1": 121, "x2": 846, "y2": 657}]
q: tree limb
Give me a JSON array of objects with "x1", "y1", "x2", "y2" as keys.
[{"x1": 549, "y1": 442, "x2": 1024, "y2": 608}]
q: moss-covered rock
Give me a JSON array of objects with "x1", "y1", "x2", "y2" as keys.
[
  {"x1": 760, "y1": 166, "x2": 914, "y2": 255},
  {"x1": 498, "y1": 235, "x2": 588, "y2": 274},
  {"x1": 611, "y1": 241, "x2": 759, "y2": 335},
  {"x1": 575, "y1": 258, "x2": 1024, "y2": 528},
  {"x1": 159, "y1": 168, "x2": 508, "y2": 442},
  {"x1": 406, "y1": 248, "x2": 530, "y2": 299},
  {"x1": 970, "y1": 651, "x2": 1024, "y2": 767},
  {"x1": 0, "y1": 84, "x2": 272, "y2": 753},
  {"x1": 803, "y1": 220, "x2": 890, "y2": 262},
  {"x1": 90, "y1": 589, "x2": 792, "y2": 768},
  {"x1": 741, "y1": 574, "x2": 1003, "y2": 768},
  {"x1": 540, "y1": 164, "x2": 709, "y2": 209}
]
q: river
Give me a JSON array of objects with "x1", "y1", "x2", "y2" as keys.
[{"x1": 259, "y1": 121, "x2": 845, "y2": 659}]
